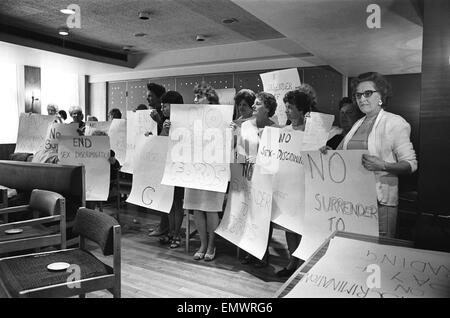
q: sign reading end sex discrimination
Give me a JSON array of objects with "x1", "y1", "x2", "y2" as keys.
[
  {"x1": 58, "y1": 136, "x2": 110, "y2": 201},
  {"x1": 293, "y1": 150, "x2": 379, "y2": 261}
]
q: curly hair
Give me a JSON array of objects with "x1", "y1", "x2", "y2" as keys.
[
  {"x1": 234, "y1": 89, "x2": 256, "y2": 108},
  {"x1": 194, "y1": 82, "x2": 219, "y2": 104},
  {"x1": 161, "y1": 91, "x2": 184, "y2": 104},
  {"x1": 283, "y1": 90, "x2": 313, "y2": 115},
  {"x1": 147, "y1": 82, "x2": 166, "y2": 98},
  {"x1": 297, "y1": 83, "x2": 317, "y2": 109},
  {"x1": 351, "y1": 72, "x2": 392, "y2": 106},
  {"x1": 256, "y1": 92, "x2": 277, "y2": 117},
  {"x1": 68, "y1": 105, "x2": 83, "y2": 116}
]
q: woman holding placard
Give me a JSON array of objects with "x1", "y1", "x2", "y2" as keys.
[
  {"x1": 338, "y1": 72, "x2": 417, "y2": 238},
  {"x1": 185, "y1": 82, "x2": 225, "y2": 261},
  {"x1": 157, "y1": 91, "x2": 185, "y2": 249},
  {"x1": 237, "y1": 91, "x2": 278, "y2": 267}
]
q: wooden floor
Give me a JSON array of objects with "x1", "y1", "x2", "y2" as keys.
[{"x1": 87, "y1": 202, "x2": 293, "y2": 298}]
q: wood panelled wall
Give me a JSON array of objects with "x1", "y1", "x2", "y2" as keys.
[
  {"x1": 107, "y1": 66, "x2": 343, "y2": 123},
  {"x1": 418, "y1": 0, "x2": 450, "y2": 215}
]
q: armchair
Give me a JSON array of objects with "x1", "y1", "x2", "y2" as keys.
[
  {"x1": 0, "y1": 189, "x2": 66, "y2": 255},
  {"x1": 0, "y1": 207, "x2": 121, "y2": 298}
]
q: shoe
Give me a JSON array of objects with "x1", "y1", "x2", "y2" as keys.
[
  {"x1": 276, "y1": 267, "x2": 296, "y2": 277},
  {"x1": 158, "y1": 235, "x2": 172, "y2": 244},
  {"x1": 204, "y1": 248, "x2": 216, "y2": 262},
  {"x1": 169, "y1": 237, "x2": 181, "y2": 249},
  {"x1": 148, "y1": 228, "x2": 169, "y2": 237},
  {"x1": 193, "y1": 251, "x2": 205, "y2": 260}
]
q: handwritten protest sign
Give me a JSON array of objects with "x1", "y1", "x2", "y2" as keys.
[
  {"x1": 32, "y1": 123, "x2": 78, "y2": 163},
  {"x1": 293, "y1": 150, "x2": 379, "y2": 261},
  {"x1": 121, "y1": 110, "x2": 157, "y2": 173},
  {"x1": 58, "y1": 136, "x2": 110, "y2": 201},
  {"x1": 85, "y1": 121, "x2": 112, "y2": 136},
  {"x1": 15, "y1": 113, "x2": 56, "y2": 154},
  {"x1": 260, "y1": 68, "x2": 301, "y2": 126},
  {"x1": 215, "y1": 164, "x2": 273, "y2": 260},
  {"x1": 109, "y1": 119, "x2": 126, "y2": 166},
  {"x1": 256, "y1": 127, "x2": 306, "y2": 233},
  {"x1": 303, "y1": 112, "x2": 335, "y2": 150},
  {"x1": 126, "y1": 135, "x2": 174, "y2": 213},
  {"x1": 161, "y1": 104, "x2": 233, "y2": 192},
  {"x1": 287, "y1": 236, "x2": 450, "y2": 298},
  {"x1": 215, "y1": 88, "x2": 236, "y2": 106}
]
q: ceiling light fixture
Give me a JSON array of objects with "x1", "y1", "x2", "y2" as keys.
[
  {"x1": 58, "y1": 27, "x2": 69, "y2": 36},
  {"x1": 222, "y1": 18, "x2": 238, "y2": 24},
  {"x1": 60, "y1": 8, "x2": 76, "y2": 15},
  {"x1": 138, "y1": 11, "x2": 151, "y2": 20},
  {"x1": 195, "y1": 34, "x2": 206, "y2": 42}
]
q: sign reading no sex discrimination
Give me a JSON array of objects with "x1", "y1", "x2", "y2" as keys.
[{"x1": 293, "y1": 150, "x2": 379, "y2": 261}]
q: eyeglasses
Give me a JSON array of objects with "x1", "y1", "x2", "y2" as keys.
[{"x1": 354, "y1": 90, "x2": 378, "y2": 99}]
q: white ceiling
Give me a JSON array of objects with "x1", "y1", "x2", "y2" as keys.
[{"x1": 0, "y1": 0, "x2": 423, "y2": 77}]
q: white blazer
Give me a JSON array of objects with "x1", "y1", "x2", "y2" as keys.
[{"x1": 342, "y1": 109, "x2": 417, "y2": 206}]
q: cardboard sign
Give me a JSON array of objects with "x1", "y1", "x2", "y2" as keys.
[
  {"x1": 121, "y1": 110, "x2": 157, "y2": 173},
  {"x1": 293, "y1": 150, "x2": 379, "y2": 261},
  {"x1": 109, "y1": 118, "x2": 127, "y2": 166},
  {"x1": 260, "y1": 68, "x2": 301, "y2": 126},
  {"x1": 303, "y1": 112, "x2": 335, "y2": 150},
  {"x1": 161, "y1": 104, "x2": 233, "y2": 192},
  {"x1": 215, "y1": 88, "x2": 236, "y2": 106},
  {"x1": 15, "y1": 113, "x2": 56, "y2": 154},
  {"x1": 85, "y1": 121, "x2": 112, "y2": 136},
  {"x1": 286, "y1": 236, "x2": 450, "y2": 298},
  {"x1": 215, "y1": 164, "x2": 273, "y2": 260},
  {"x1": 58, "y1": 136, "x2": 110, "y2": 201},
  {"x1": 126, "y1": 135, "x2": 174, "y2": 213}
]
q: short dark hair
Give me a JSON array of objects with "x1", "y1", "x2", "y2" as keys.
[
  {"x1": 109, "y1": 108, "x2": 122, "y2": 119},
  {"x1": 161, "y1": 91, "x2": 184, "y2": 104},
  {"x1": 351, "y1": 72, "x2": 392, "y2": 106},
  {"x1": 338, "y1": 97, "x2": 353, "y2": 109},
  {"x1": 136, "y1": 104, "x2": 148, "y2": 110},
  {"x1": 283, "y1": 90, "x2": 313, "y2": 114},
  {"x1": 58, "y1": 110, "x2": 67, "y2": 120},
  {"x1": 256, "y1": 92, "x2": 277, "y2": 117},
  {"x1": 147, "y1": 83, "x2": 166, "y2": 98},
  {"x1": 234, "y1": 89, "x2": 256, "y2": 108},
  {"x1": 194, "y1": 82, "x2": 219, "y2": 104}
]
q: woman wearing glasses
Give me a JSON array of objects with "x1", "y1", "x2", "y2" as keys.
[{"x1": 337, "y1": 72, "x2": 417, "y2": 238}]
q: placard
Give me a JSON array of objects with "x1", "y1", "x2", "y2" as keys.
[
  {"x1": 85, "y1": 121, "x2": 112, "y2": 136},
  {"x1": 126, "y1": 135, "x2": 174, "y2": 213},
  {"x1": 58, "y1": 136, "x2": 110, "y2": 201},
  {"x1": 287, "y1": 236, "x2": 450, "y2": 298},
  {"x1": 260, "y1": 68, "x2": 301, "y2": 126},
  {"x1": 109, "y1": 118, "x2": 127, "y2": 166},
  {"x1": 303, "y1": 112, "x2": 335, "y2": 150},
  {"x1": 15, "y1": 113, "x2": 56, "y2": 154},
  {"x1": 215, "y1": 164, "x2": 273, "y2": 260},
  {"x1": 121, "y1": 110, "x2": 157, "y2": 173},
  {"x1": 161, "y1": 104, "x2": 233, "y2": 192},
  {"x1": 293, "y1": 150, "x2": 379, "y2": 260}
]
